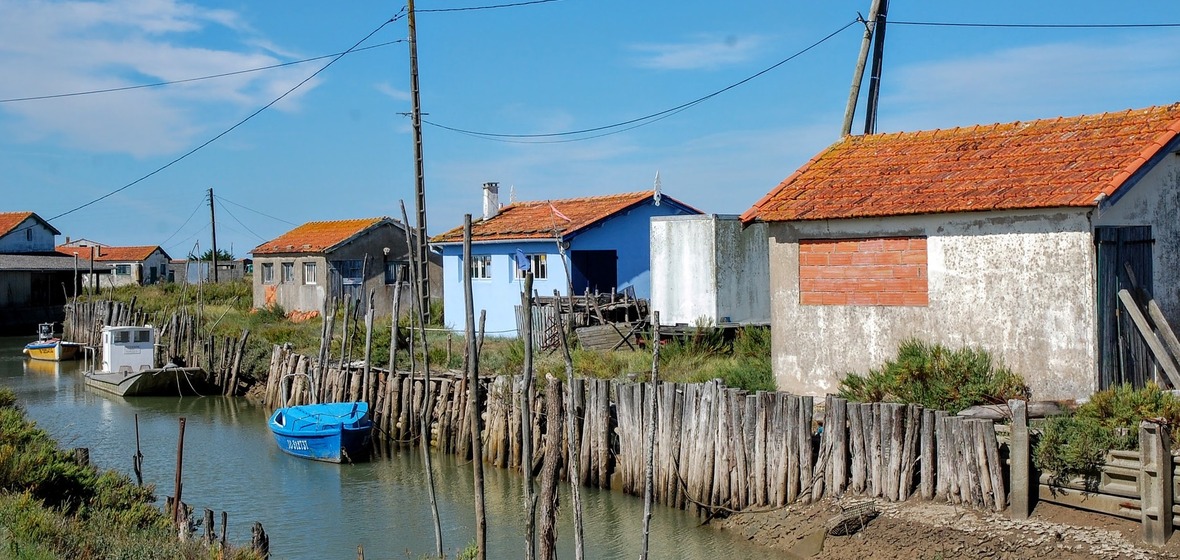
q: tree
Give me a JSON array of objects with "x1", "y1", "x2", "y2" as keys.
[{"x1": 188, "y1": 249, "x2": 234, "y2": 262}]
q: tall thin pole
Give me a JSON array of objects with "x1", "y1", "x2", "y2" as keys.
[
  {"x1": 863, "y1": 0, "x2": 889, "y2": 135},
  {"x1": 640, "y1": 312, "x2": 660, "y2": 560},
  {"x1": 463, "y1": 215, "x2": 487, "y2": 559},
  {"x1": 208, "y1": 188, "x2": 219, "y2": 282},
  {"x1": 841, "y1": 0, "x2": 883, "y2": 137},
  {"x1": 406, "y1": 0, "x2": 430, "y2": 322}
]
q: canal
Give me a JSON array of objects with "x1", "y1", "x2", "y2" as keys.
[{"x1": 0, "y1": 336, "x2": 769, "y2": 559}]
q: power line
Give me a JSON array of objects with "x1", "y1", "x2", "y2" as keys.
[
  {"x1": 158, "y1": 198, "x2": 207, "y2": 247},
  {"x1": 0, "y1": 39, "x2": 405, "y2": 104},
  {"x1": 41, "y1": 15, "x2": 403, "y2": 226},
  {"x1": 417, "y1": 0, "x2": 561, "y2": 13},
  {"x1": 215, "y1": 198, "x2": 267, "y2": 242},
  {"x1": 216, "y1": 195, "x2": 298, "y2": 226},
  {"x1": 891, "y1": 20, "x2": 1180, "y2": 29},
  {"x1": 423, "y1": 18, "x2": 859, "y2": 143}
]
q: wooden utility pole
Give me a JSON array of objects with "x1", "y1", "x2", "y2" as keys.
[
  {"x1": 520, "y1": 271, "x2": 537, "y2": 560},
  {"x1": 863, "y1": 0, "x2": 889, "y2": 135},
  {"x1": 640, "y1": 311, "x2": 661, "y2": 560},
  {"x1": 406, "y1": 0, "x2": 431, "y2": 322},
  {"x1": 841, "y1": 0, "x2": 884, "y2": 137},
  {"x1": 463, "y1": 215, "x2": 487, "y2": 559},
  {"x1": 208, "y1": 188, "x2": 219, "y2": 282}
]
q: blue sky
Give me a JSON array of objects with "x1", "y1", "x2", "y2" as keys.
[{"x1": 2, "y1": 0, "x2": 1179, "y2": 259}]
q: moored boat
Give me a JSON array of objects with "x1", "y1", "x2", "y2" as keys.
[
  {"x1": 82, "y1": 325, "x2": 211, "y2": 397},
  {"x1": 268, "y1": 401, "x2": 373, "y2": 463},
  {"x1": 22, "y1": 323, "x2": 82, "y2": 361}
]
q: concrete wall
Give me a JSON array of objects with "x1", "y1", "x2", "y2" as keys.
[
  {"x1": 0, "y1": 217, "x2": 56, "y2": 253},
  {"x1": 650, "y1": 215, "x2": 769, "y2": 326},
  {"x1": 1094, "y1": 149, "x2": 1180, "y2": 333},
  {"x1": 767, "y1": 209, "x2": 1097, "y2": 402}
]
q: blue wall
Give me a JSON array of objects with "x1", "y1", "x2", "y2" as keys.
[{"x1": 435, "y1": 199, "x2": 697, "y2": 335}]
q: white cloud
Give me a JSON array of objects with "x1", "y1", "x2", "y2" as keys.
[
  {"x1": 0, "y1": 0, "x2": 316, "y2": 157},
  {"x1": 628, "y1": 34, "x2": 767, "y2": 71}
]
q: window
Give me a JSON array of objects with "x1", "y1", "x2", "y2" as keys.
[
  {"x1": 114, "y1": 264, "x2": 131, "y2": 276},
  {"x1": 303, "y1": 262, "x2": 317, "y2": 284},
  {"x1": 113, "y1": 330, "x2": 130, "y2": 343},
  {"x1": 261, "y1": 263, "x2": 274, "y2": 284},
  {"x1": 514, "y1": 254, "x2": 548, "y2": 280},
  {"x1": 281, "y1": 262, "x2": 294, "y2": 283},
  {"x1": 385, "y1": 261, "x2": 409, "y2": 284},
  {"x1": 470, "y1": 255, "x2": 492, "y2": 280},
  {"x1": 134, "y1": 329, "x2": 151, "y2": 343}
]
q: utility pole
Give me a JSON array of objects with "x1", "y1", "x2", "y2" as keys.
[
  {"x1": 407, "y1": 0, "x2": 431, "y2": 322},
  {"x1": 208, "y1": 187, "x2": 219, "y2": 282},
  {"x1": 863, "y1": 0, "x2": 889, "y2": 135},
  {"x1": 841, "y1": 0, "x2": 884, "y2": 137}
]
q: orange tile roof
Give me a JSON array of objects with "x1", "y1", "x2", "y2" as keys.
[
  {"x1": 431, "y1": 191, "x2": 683, "y2": 243},
  {"x1": 741, "y1": 103, "x2": 1180, "y2": 223},
  {"x1": 57, "y1": 245, "x2": 161, "y2": 262},
  {"x1": 0, "y1": 211, "x2": 37, "y2": 237},
  {"x1": 252, "y1": 217, "x2": 388, "y2": 255}
]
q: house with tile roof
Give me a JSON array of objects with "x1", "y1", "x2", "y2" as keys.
[
  {"x1": 430, "y1": 183, "x2": 700, "y2": 334},
  {"x1": 251, "y1": 216, "x2": 439, "y2": 318},
  {"x1": 741, "y1": 103, "x2": 1180, "y2": 402},
  {"x1": 56, "y1": 242, "x2": 171, "y2": 287},
  {"x1": 0, "y1": 211, "x2": 93, "y2": 333}
]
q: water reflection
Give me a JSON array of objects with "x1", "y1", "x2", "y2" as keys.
[{"x1": 0, "y1": 336, "x2": 767, "y2": 559}]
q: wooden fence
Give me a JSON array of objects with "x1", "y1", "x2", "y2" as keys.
[
  {"x1": 262, "y1": 347, "x2": 1008, "y2": 515},
  {"x1": 63, "y1": 300, "x2": 249, "y2": 396}
]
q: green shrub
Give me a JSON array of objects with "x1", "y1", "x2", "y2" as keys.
[
  {"x1": 837, "y1": 339, "x2": 1029, "y2": 413},
  {"x1": 1033, "y1": 383, "x2": 1180, "y2": 485}
]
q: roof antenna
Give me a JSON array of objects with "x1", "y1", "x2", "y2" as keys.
[
  {"x1": 510, "y1": 184, "x2": 516, "y2": 204},
  {"x1": 653, "y1": 171, "x2": 662, "y2": 206}
]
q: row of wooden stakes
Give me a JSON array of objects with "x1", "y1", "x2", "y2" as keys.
[{"x1": 262, "y1": 344, "x2": 1009, "y2": 517}]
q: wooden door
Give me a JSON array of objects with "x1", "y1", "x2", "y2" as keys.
[{"x1": 1095, "y1": 226, "x2": 1153, "y2": 389}]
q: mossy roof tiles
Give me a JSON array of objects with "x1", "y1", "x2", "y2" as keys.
[{"x1": 741, "y1": 103, "x2": 1180, "y2": 223}]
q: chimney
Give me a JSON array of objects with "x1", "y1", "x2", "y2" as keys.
[
  {"x1": 482, "y1": 182, "x2": 501, "y2": 220},
  {"x1": 65, "y1": 236, "x2": 71, "y2": 244}
]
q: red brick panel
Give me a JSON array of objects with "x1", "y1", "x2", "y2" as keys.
[{"x1": 799, "y1": 237, "x2": 928, "y2": 306}]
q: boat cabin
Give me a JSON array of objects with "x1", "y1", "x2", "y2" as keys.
[{"x1": 101, "y1": 325, "x2": 156, "y2": 373}]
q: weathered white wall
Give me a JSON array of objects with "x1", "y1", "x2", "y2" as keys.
[
  {"x1": 1093, "y1": 150, "x2": 1180, "y2": 333},
  {"x1": 767, "y1": 209, "x2": 1097, "y2": 402},
  {"x1": 651, "y1": 215, "x2": 770, "y2": 326},
  {"x1": 651, "y1": 216, "x2": 718, "y2": 325},
  {"x1": 0, "y1": 217, "x2": 56, "y2": 253}
]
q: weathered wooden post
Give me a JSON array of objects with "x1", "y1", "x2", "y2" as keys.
[
  {"x1": 251, "y1": 521, "x2": 269, "y2": 559},
  {"x1": 173, "y1": 417, "x2": 186, "y2": 528},
  {"x1": 1008, "y1": 399, "x2": 1031, "y2": 520},
  {"x1": 1139, "y1": 420, "x2": 1173, "y2": 545}
]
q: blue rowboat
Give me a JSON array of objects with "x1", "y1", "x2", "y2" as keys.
[{"x1": 268, "y1": 402, "x2": 373, "y2": 463}]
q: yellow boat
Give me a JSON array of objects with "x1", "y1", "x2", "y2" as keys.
[{"x1": 22, "y1": 323, "x2": 82, "y2": 361}]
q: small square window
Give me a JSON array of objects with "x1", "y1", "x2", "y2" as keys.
[
  {"x1": 303, "y1": 262, "x2": 317, "y2": 285},
  {"x1": 134, "y1": 330, "x2": 151, "y2": 343},
  {"x1": 514, "y1": 254, "x2": 548, "y2": 280},
  {"x1": 469, "y1": 255, "x2": 491, "y2": 280},
  {"x1": 385, "y1": 261, "x2": 409, "y2": 284},
  {"x1": 114, "y1": 330, "x2": 130, "y2": 343}
]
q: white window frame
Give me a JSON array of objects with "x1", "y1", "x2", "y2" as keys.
[
  {"x1": 303, "y1": 261, "x2": 317, "y2": 285},
  {"x1": 281, "y1": 262, "x2": 294, "y2": 283},
  {"x1": 469, "y1": 255, "x2": 492, "y2": 280},
  {"x1": 261, "y1": 263, "x2": 274, "y2": 284},
  {"x1": 514, "y1": 253, "x2": 548, "y2": 280}
]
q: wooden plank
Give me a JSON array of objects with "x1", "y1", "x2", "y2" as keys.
[{"x1": 1118, "y1": 289, "x2": 1180, "y2": 388}]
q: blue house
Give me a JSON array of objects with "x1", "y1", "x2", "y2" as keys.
[{"x1": 431, "y1": 183, "x2": 700, "y2": 334}]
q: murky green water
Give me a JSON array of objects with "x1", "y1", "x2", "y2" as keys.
[{"x1": 0, "y1": 336, "x2": 768, "y2": 559}]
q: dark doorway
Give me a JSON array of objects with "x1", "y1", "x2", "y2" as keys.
[
  {"x1": 570, "y1": 250, "x2": 617, "y2": 294},
  {"x1": 1095, "y1": 226, "x2": 1153, "y2": 390}
]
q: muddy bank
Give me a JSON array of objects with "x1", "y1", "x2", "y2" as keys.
[{"x1": 716, "y1": 496, "x2": 1180, "y2": 560}]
